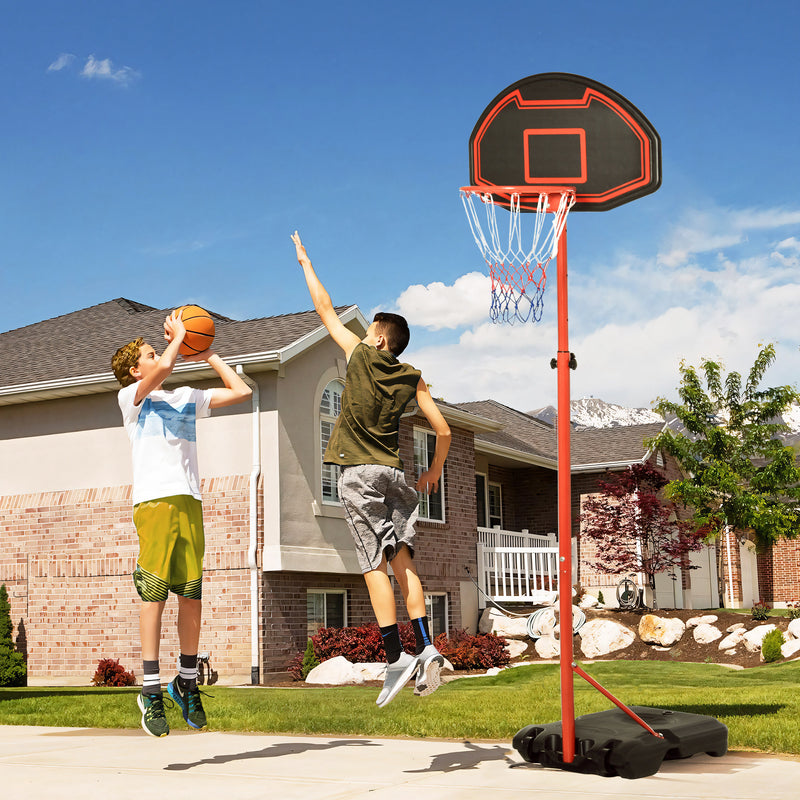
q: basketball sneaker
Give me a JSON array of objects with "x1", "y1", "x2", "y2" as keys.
[
  {"x1": 376, "y1": 651, "x2": 419, "y2": 708},
  {"x1": 167, "y1": 676, "x2": 208, "y2": 730},
  {"x1": 414, "y1": 645, "x2": 445, "y2": 697},
  {"x1": 137, "y1": 691, "x2": 171, "y2": 738}
]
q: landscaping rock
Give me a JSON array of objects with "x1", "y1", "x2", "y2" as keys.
[
  {"x1": 505, "y1": 639, "x2": 528, "y2": 659},
  {"x1": 743, "y1": 625, "x2": 777, "y2": 653},
  {"x1": 534, "y1": 635, "x2": 560, "y2": 659},
  {"x1": 478, "y1": 608, "x2": 529, "y2": 638},
  {"x1": 579, "y1": 594, "x2": 599, "y2": 609},
  {"x1": 782, "y1": 639, "x2": 800, "y2": 659},
  {"x1": 719, "y1": 629, "x2": 746, "y2": 650},
  {"x1": 686, "y1": 615, "x2": 719, "y2": 628},
  {"x1": 638, "y1": 614, "x2": 685, "y2": 647},
  {"x1": 306, "y1": 656, "x2": 363, "y2": 685},
  {"x1": 788, "y1": 619, "x2": 800, "y2": 639},
  {"x1": 726, "y1": 623, "x2": 746, "y2": 632},
  {"x1": 693, "y1": 623, "x2": 722, "y2": 644},
  {"x1": 579, "y1": 619, "x2": 635, "y2": 658}
]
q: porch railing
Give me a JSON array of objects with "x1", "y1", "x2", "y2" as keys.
[{"x1": 476, "y1": 527, "x2": 558, "y2": 605}]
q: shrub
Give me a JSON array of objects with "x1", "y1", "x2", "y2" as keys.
[
  {"x1": 91, "y1": 658, "x2": 136, "y2": 687},
  {"x1": 0, "y1": 644, "x2": 27, "y2": 687},
  {"x1": 435, "y1": 629, "x2": 510, "y2": 670},
  {"x1": 751, "y1": 600, "x2": 772, "y2": 621},
  {"x1": 300, "y1": 638, "x2": 320, "y2": 679},
  {"x1": 762, "y1": 628, "x2": 785, "y2": 663},
  {"x1": 0, "y1": 584, "x2": 26, "y2": 687},
  {"x1": 786, "y1": 600, "x2": 800, "y2": 620},
  {"x1": 597, "y1": 590, "x2": 605, "y2": 606}
]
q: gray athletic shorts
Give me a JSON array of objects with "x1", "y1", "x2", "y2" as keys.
[{"x1": 338, "y1": 464, "x2": 419, "y2": 573}]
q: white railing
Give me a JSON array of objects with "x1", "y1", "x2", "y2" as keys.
[
  {"x1": 477, "y1": 526, "x2": 556, "y2": 548},
  {"x1": 476, "y1": 527, "x2": 559, "y2": 604}
]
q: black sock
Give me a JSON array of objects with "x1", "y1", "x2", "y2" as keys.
[
  {"x1": 142, "y1": 659, "x2": 161, "y2": 695},
  {"x1": 178, "y1": 653, "x2": 198, "y2": 690},
  {"x1": 379, "y1": 624, "x2": 402, "y2": 663},
  {"x1": 411, "y1": 616, "x2": 432, "y2": 655}
]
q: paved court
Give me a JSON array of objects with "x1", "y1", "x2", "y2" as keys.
[{"x1": 2, "y1": 725, "x2": 800, "y2": 799}]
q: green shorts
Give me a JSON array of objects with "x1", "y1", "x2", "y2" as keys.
[{"x1": 132, "y1": 495, "x2": 204, "y2": 602}]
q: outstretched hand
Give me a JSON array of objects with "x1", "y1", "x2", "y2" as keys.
[
  {"x1": 291, "y1": 230, "x2": 310, "y2": 266},
  {"x1": 163, "y1": 309, "x2": 186, "y2": 343}
]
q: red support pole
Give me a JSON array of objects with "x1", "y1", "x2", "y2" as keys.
[{"x1": 555, "y1": 225, "x2": 575, "y2": 763}]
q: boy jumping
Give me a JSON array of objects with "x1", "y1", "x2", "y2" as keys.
[
  {"x1": 112, "y1": 310, "x2": 252, "y2": 736},
  {"x1": 292, "y1": 231, "x2": 451, "y2": 707}
]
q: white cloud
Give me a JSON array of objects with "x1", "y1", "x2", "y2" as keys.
[
  {"x1": 402, "y1": 203, "x2": 800, "y2": 412},
  {"x1": 47, "y1": 53, "x2": 75, "y2": 72},
  {"x1": 387, "y1": 271, "x2": 491, "y2": 329},
  {"x1": 81, "y1": 55, "x2": 140, "y2": 86}
]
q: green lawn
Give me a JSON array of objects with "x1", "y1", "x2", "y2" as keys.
[{"x1": 2, "y1": 660, "x2": 799, "y2": 754}]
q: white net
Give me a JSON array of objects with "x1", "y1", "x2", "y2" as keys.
[{"x1": 460, "y1": 188, "x2": 575, "y2": 323}]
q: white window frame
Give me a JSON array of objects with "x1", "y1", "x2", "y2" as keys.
[
  {"x1": 306, "y1": 589, "x2": 347, "y2": 637},
  {"x1": 425, "y1": 592, "x2": 449, "y2": 638},
  {"x1": 319, "y1": 379, "x2": 345, "y2": 504},
  {"x1": 414, "y1": 427, "x2": 445, "y2": 522},
  {"x1": 488, "y1": 481, "x2": 503, "y2": 529}
]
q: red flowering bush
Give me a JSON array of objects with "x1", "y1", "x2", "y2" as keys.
[
  {"x1": 287, "y1": 622, "x2": 509, "y2": 679},
  {"x1": 92, "y1": 658, "x2": 136, "y2": 687},
  {"x1": 435, "y1": 629, "x2": 510, "y2": 670}
]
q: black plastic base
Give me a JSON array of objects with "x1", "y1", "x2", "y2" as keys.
[{"x1": 513, "y1": 706, "x2": 728, "y2": 779}]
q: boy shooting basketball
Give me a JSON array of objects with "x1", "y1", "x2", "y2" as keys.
[
  {"x1": 292, "y1": 231, "x2": 451, "y2": 707},
  {"x1": 111, "y1": 310, "x2": 251, "y2": 736}
]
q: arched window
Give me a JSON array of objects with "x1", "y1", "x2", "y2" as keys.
[{"x1": 320, "y1": 379, "x2": 344, "y2": 502}]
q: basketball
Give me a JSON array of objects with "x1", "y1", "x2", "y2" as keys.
[{"x1": 175, "y1": 305, "x2": 215, "y2": 355}]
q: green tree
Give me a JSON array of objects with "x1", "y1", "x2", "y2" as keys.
[
  {"x1": 0, "y1": 584, "x2": 27, "y2": 687},
  {"x1": 647, "y1": 344, "x2": 800, "y2": 550}
]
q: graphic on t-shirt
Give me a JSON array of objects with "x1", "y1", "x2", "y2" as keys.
[{"x1": 136, "y1": 399, "x2": 198, "y2": 442}]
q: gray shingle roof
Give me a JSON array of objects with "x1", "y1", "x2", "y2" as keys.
[
  {"x1": 0, "y1": 298, "x2": 351, "y2": 388},
  {"x1": 456, "y1": 399, "x2": 664, "y2": 467}
]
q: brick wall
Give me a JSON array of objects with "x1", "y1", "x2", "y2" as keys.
[
  {"x1": 758, "y1": 538, "x2": 800, "y2": 604},
  {"x1": 0, "y1": 477, "x2": 253, "y2": 685}
]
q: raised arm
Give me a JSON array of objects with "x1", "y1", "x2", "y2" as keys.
[
  {"x1": 133, "y1": 311, "x2": 186, "y2": 405},
  {"x1": 292, "y1": 231, "x2": 361, "y2": 359},
  {"x1": 181, "y1": 350, "x2": 253, "y2": 408},
  {"x1": 414, "y1": 378, "x2": 451, "y2": 494}
]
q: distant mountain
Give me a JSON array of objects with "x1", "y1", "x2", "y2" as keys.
[
  {"x1": 530, "y1": 397, "x2": 663, "y2": 429},
  {"x1": 530, "y1": 398, "x2": 800, "y2": 438}
]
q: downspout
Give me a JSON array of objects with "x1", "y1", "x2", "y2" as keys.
[{"x1": 236, "y1": 365, "x2": 261, "y2": 685}]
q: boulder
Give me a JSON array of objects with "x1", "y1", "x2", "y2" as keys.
[
  {"x1": 686, "y1": 615, "x2": 719, "y2": 628},
  {"x1": 788, "y1": 619, "x2": 800, "y2": 640},
  {"x1": 505, "y1": 639, "x2": 529, "y2": 659},
  {"x1": 579, "y1": 594, "x2": 599, "y2": 609},
  {"x1": 718, "y1": 629, "x2": 746, "y2": 650},
  {"x1": 726, "y1": 622, "x2": 746, "y2": 633},
  {"x1": 306, "y1": 656, "x2": 362, "y2": 685},
  {"x1": 743, "y1": 624, "x2": 777, "y2": 653},
  {"x1": 638, "y1": 614, "x2": 686, "y2": 647},
  {"x1": 579, "y1": 619, "x2": 635, "y2": 659},
  {"x1": 353, "y1": 662, "x2": 388, "y2": 682},
  {"x1": 781, "y1": 639, "x2": 800, "y2": 659},
  {"x1": 478, "y1": 608, "x2": 529, "y2": 638},
  {"x1": 693, "y1": 623, "x2": 722, "y2": 644},
  {"x1": 534, "y1": 635, "x2": 560, "y2": 659}
]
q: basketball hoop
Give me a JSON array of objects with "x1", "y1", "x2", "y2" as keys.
[{"x1": 460, "y1": 186, "x2": 575, "y2": 323}]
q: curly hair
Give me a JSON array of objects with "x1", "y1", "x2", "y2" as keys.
[{"x1": 111, "y1": 337, "x2": 145, "y2": 387}]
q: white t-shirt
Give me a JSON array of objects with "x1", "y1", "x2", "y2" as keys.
[{"x1": 118, "y1": 383, "x2": 213, "y2": 505}]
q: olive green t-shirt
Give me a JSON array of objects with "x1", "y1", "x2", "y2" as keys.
[{"x1": 324, "y1": 342, "x2": 421, "y2": 469}]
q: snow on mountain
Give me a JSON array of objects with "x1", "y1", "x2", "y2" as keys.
[{"x1": 530, "y1": 397, "x2": 663, "y2": 429}]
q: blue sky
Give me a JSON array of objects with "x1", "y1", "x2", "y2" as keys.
[{"x1": 2, "y1": 1, "x2": 800, "y2": 411}]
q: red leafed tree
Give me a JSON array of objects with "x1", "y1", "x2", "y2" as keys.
[{"x1": 580, "y1": 462, "x2": 705, "y2": 608}]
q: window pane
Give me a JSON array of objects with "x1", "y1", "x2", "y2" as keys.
[
  {"x1": 414, "y1": 429, "x2": 444, "y2": 521},
  {"x1": 488, "y1": 483, "x2": 502, "y2": 528},
  {"x1": 307, "y1": 592, "x2": 324, "y2": 638},
  {"x1": 326, "y1": 593, "x2": 345, "y2": 628},
  {"x1": 425, "y1": 594, "x2": 447, "y2": 638}
]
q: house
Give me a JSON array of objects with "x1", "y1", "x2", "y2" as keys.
[{"x1": 2, "y1": 299, "x2": 796, "y2": 685}]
